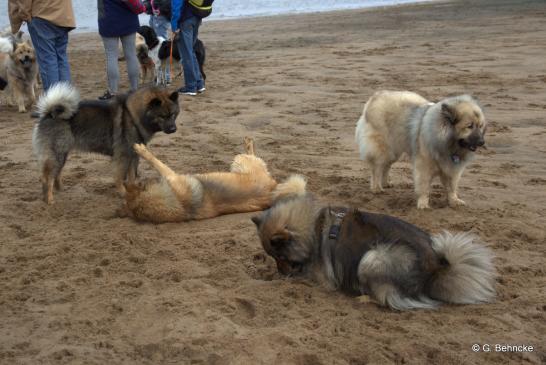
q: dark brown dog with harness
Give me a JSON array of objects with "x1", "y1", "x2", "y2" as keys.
[{"x1": 252, "y1": 190, "x2": 496, "y2": 310}]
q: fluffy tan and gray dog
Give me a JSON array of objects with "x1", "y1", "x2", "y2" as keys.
[
  {"x1": 0, "y1": 37, "x2": 38, "y2": 112},
  {"x1": 120, "y1": 138, "x2": 306, "y2": 223},
  {"x1": 252, "y1": 189, "x2": 496, "y2": 311},
  {"x1": 355, "y1": 90, "x2": 486, "y2": 209}
]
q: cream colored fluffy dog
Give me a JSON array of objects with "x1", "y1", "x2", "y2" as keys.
[{"x1": 355, "y1": 90, "x2": 486, "y2": 209}]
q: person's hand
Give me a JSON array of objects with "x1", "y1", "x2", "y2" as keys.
[{"x1": 173, "y1": 29, "x2": 180, "y2": 34}]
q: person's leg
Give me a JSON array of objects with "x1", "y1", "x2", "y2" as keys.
[
  {"x1": 192, "y1": 20, "x2": 204, "y2": 91},
  {"x1": 55, "y1": 29, "x2": 71, "y2": 84},
  {"x1": 121, "y1": 33, "x2": 139, "y2": 91},
  {"x1": 101, "y1": 36, "x2": 120, "y2": 94},
  {"x1": 154, "y1": 15, "x2": 170, "y2": 39},
  {"x1": 27, "y1": 18, "x2": 60, "y2": 91},
  {"x1": 177, "y1": 16, "x2": 199, "y2": 92},
  {"x1": 156, "y1": 15, "x2": 171, "y2": 83}
]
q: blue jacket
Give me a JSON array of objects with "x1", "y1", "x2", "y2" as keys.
[
  {"x1": 98, "y1": 0, "x2": 140, "y2": 37},
  {"x1": 171, "y1": 0, "x2": 194, "y2": 32}
]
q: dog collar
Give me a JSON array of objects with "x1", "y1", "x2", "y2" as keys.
[
  {"x1": 328, "y1": 209, "x2": 347, "y2": 240},
  {"x1": 451, "y1": 154, "x2": 461, "y2": 164}
]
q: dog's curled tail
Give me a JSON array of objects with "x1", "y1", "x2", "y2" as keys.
[
  {"x1": 355, "y1": 101, "x2": 370, "y2": 160},
  {"x1": 36, "y1": 82, "x2": 80, "y2": 120},
  {"x1": 0, "y1": 37, "x2": 13, "y2": 53},
  {"x1": 428, "y1": 231, "x2": 496, "y2": 305},
  {"x1": 272, "y1": 174, "x2": 307, "y2": 202}
]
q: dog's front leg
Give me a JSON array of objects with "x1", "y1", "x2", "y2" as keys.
[
  {"x1": 133, "y1": 144, "x2": 178, "y2": 179},
  {"x1": 127, "y1": 156, "x2": 139, "y2": 184},
  {"x1": 133, "y1": 144, "x2": 193, "y2": 200},
  {"x1": 441, "y1": 170, "x2": 466, "y2": 207},
  {"x1": 414, "y1": 158, "x2": 433, "y2": 209},
  {"x1": 29, "y1": 83, "x2": 36, "y2": 106},
  {"x1": 14, "y1": 84, "x2": 27, "y2": 113},
  {"x1": 114, "y1": 156, "x2": 131, "y2": 196}
]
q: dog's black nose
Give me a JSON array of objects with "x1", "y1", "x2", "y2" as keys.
[
  {"x1": 165, "y1": 126, "x2": 177, "y2": 134},
  {"x1": 477, "y1": 139, "x2": 485, "y2": 146}
]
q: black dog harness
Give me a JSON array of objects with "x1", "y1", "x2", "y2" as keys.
[{"x1": 328, "y1": 208, "x2": 347, "y2": 240}]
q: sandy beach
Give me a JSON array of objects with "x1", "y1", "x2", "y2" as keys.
[{"x1": 1, "y1": 0, "x2": 545, "y2": 364}]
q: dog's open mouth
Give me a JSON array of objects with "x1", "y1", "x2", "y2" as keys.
[
  {"x1": 458, "y1": 139, "x2": 477, "y2": 152},
  {"x1": 275, "y1": 256, "x2": 304, "y2": 276},
  {"x1": 20, "y1": 58, "x2": 32, "y2": 67}
]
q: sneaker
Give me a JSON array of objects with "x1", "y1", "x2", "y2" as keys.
[
  {"x1": 177, "y1": 87, "x2": 197, "y2": 96},
  {"x1": 197, "y1": 87, "x2": 206, "y2": 94},
  {"x1": 98, "y1": 90, "x2": 115, "y2": 100}
]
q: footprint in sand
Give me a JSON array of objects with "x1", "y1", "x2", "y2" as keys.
[{"x1": 235, "y1": 298, "x2": 256, "y2": 319}]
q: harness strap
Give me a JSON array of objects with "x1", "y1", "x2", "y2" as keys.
[{"x1": 328, "y1": 208, "x2": 347, "y2": 240}]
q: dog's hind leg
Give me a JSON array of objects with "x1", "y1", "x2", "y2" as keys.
[
  {"x1": 371, "y1": 163, "x2": 385, "y2": 193},
  {"x1": 41, "y1": 159, "x2": 59, "y2": 204},
  {"x1": 358, "y1": 244, "x2": 438, "y2": 310},
  {"x1": 243, "y1": 137, "x2": 255, "y2": 155},
  {"x1": 381, "y1": 161, "x2": 394, "y2": 188},
  {"x1": 54, "y1": 152, "x2": 68, "y2": 191}
]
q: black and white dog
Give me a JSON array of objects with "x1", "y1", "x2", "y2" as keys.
[{"x1": 137, "y1": 25, "x2": 206, "y2": 85}]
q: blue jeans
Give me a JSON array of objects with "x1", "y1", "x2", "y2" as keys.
[
  {"x1": 149, "y1": 15, "x2": 171, "y2": 82},
  {"x1": 27, "y1": 17, "x2": 71, "y2": 91},
  {"x1": 149, "y1": 15, "x2": 170, "y2": 39},
  {"x1": 177, "y1": 15, "x2": 204, "y2": 92}
]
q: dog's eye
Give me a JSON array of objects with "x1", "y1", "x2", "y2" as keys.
[
  {"x1": 270, "y1": 238, "x2": 286, "y2": 249},
  {"x1": 467, "y1": 123, "x2": 474, "y2": 129}
]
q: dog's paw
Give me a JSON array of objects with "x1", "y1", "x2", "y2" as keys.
[
  {"x1": 133, "y1": 143, "x2": 148, "y2": 155},
  {"x1": 370, "y1": 186, "x2": 384, "y2": 194},
  {"x1": 243, "y1": 137, "x2": 255, "y2": 154},
  {"x1": 18, "y1": 106, "x2": 27, "y2": 113},
  {"x1": 115, "y1": 205, "x2": 130, "y2": 218},
  {"x1": 356, "y1": 295, "x2": 374, "y2": 304},
  {"x1": 417, "y1": 197, "x2": 430, "y2": 210},
  {"x1": 448, "y1": 197, "x2": 466, "y2": 207}
]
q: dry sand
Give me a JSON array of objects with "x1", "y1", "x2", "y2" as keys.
[{"x1": 1, "y1": 0, "x2": 545, "y2": 364}]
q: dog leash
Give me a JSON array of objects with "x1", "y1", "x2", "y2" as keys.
[{"x1": 169, "y1": 34, "x2": 174, "y2": 81}]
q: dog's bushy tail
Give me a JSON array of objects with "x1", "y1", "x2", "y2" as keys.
[
  {"x1": 0, "y1": 37, "x2": 13, "y2": 53},
  {"x1": 36, "y1": 82, "x2": 80, "y2": 120},
  {"x1": 355, "y1": 102, "x2": 369, "y2": 160},
  {"x1": 272, "y1": 174, "x2": 307, "y2": 202},
  {"x1": 428, "y1": 231, "x2": 496, "y2": 304}
]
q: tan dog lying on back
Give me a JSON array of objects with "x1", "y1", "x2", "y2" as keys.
[
  {"x1": 355, "y1": 90, "x2": 487, "y2": 209},
  {"x1": 120, "y1": 138, "x2": 305, "y2": 223}
]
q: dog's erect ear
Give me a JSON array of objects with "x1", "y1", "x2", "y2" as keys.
[
  {"x1": 441, "y1": 103, "x2": 458, "y2": 125},
  {"x1": 251, "y1": 215, "x2": 262, "y2": 228},
  {"x1": 169, "y1": 91, "x2": 179, "y2": 103},
  {"x1": 148, "y1": 98, "x2": 162, "y2": 108}
]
